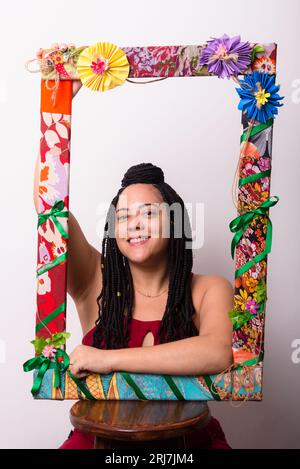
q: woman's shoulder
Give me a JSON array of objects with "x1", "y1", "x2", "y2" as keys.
[
  {"x1": 190, "y1": 273, "x2": 207, "y2": 311},
  {"x1": 192, "y1": 272, "x2": 233, "y2": 288},
  {"x1": 191, "y1": 273, "x2": 233, "y2": 327}
]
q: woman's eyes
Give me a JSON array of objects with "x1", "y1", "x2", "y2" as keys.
[
  {"x1": 117, "y1": 215, "x2": 128, "y2": 221},
  {"x1": 142, "y1": 209, "x2": 158, "y2": 217},
  {"x1": 117, "y1": 209, "x2": 158, "y2": 222}
]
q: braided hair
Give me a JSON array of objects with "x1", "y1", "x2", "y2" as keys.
[{"x1": 92, "y1": 162, "x2": 199, "y2": 350}]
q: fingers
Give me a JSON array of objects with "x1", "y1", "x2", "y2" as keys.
[
  {"x1": 35, "y1": 43, "x2": 81, "y2": 95},
  {"x1": 72, "y1": 80, "x2": 82, "y2": 98},
  {"x1": 69, "y1": 345, "x2": 87, "y2": 377},
  {"x1": 69, "y1": 362, "x2": 89, "y2": 379},
  {"x1": 70, "y1": 368, "x2": 89, "y2": 379}
]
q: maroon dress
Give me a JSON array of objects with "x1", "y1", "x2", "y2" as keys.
[{"x1": 59, "y1": 311, "x2": 232, "y2": 449}]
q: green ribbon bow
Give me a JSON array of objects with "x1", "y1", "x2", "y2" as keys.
[
  {"x1": 37, "y1": 200, "x2": 69, "y2": 239},
  {"x1": 23, "y1": 349, "x2": 70, "y2": 396},
  {"x1": 23, "y1": 350, "x2": 95, "y2": 400},
  {"x1": 229, "y1": 195, "x2": 279, "y2": 278}
]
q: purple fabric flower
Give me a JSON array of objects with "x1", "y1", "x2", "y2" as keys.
[
  {"x1": 199, "y1": 34, "x2": 252, "y2": 79},
  {"x1": 246, "y1": 299, "x2": 260, "y2": 315}
]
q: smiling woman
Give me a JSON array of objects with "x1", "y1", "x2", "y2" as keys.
[
  {"x1": 91, "y1": 162, "x2": 214, "y2": 353},
  {"x1": 58, "y1": 161, "x2": 233, "y2": 449}
]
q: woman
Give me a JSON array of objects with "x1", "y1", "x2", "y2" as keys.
[{"x1": 34, "y1": 46, "x2": 234, "y2": 449}]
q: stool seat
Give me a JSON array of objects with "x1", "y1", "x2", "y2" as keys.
[{"x1": 70, "y1": 400, "x2": 210, "y2": 449}]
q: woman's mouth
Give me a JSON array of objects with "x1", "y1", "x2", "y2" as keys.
[{"x1": 127, "y1": 236, "x2": 151, "y2": 247}]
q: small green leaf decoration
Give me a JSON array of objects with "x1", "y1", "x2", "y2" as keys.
[
  {"x1": 30, "y1": 332, "x2": 71, "y2": 354},
  {"x1": 229, "y1": 309, "x2": 251, "y2": 330},
  {"x1": 30, "y1": 337, "x2": 47, "y2": 355},
  {"x1": 251, "y1": 44, "x2": 265, "y2": 62},
  {"x1": 52, "y1": 332, "x2": 71, "y2": 348}
]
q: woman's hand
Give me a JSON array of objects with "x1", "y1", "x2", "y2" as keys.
[
  {"x1": 68, "y1": 344, "x2": 114, "y2": 378},
  {"x1": 36, "y1": 42, "x2": 82, "y2": 98}
]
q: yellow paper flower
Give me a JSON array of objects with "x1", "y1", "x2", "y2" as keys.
[{"x1": 76, "y1": 42, "x2": 130, "y2": 92}]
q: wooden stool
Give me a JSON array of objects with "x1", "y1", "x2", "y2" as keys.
[{"x1": 70, "y1": 400, "x2": 210, "y2": 449}]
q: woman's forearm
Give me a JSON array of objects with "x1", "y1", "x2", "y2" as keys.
[{"x1": 108, "y1": 335, "x2": 233, "y2": 376}]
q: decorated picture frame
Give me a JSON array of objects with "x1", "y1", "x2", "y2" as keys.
[{"x1": 23, "y1": 36, "x2": 283, "y2": 401}]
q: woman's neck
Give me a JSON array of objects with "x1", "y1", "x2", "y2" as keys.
[{"x1": 128, "y1": 259, "x2": 169, "y2": 295}]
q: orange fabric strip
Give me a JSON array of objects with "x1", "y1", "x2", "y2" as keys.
[{"x1": 41, "y1": 80, "x2": 72, "y2": 114}]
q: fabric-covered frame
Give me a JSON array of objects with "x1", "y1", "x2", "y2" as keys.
[{"x1": 24, "y1": 40, "x2": 281, "y2": 401}]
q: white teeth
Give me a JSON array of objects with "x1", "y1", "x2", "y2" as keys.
[{"x1": 129, "y1": 236, "x2": 149, "y2": 244}]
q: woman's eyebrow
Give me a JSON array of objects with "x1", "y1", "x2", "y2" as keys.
[{"x1": 116, "y1": 203, "x2": 157, "y2": 214}]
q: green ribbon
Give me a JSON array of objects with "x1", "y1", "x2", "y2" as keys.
[
  {"x1": 202, "y1": 375, "x2": 222, "y2": 401},
  {"x1": 229, "y1": 195, "x2": 279, "y2": 278},
  {"x1": 120, "y1": 372, "x2": 185, "y2": 400},
  {"x1": 37, "y1": 200, "x2": 69, "y2": 239},
  {"x1": 240, "y1": 118, "x2": 273, "y2": 143},
  {"x1": 35, "y1": 302, "x2": 66, "y2": 333},
  {"x1": 121, "y1": 372, "x2": 147, "y2": 400},
  {"x1": 36, "y1": 252, "x2": 68, "y2": 277},
  {"x1": 162, "y1": 375, "x2": 185, "y2": 400},
  {"x1": 236, "y1": 351, "x2": 264, "y2": 368},
  {"x1": 239, "y1": 169, "x2": 271, "y2": 188},
  {"x1": 23, "y1": 349, "x2": 95, "y2": 400},
  {"x1": 67, "y1": 370, "x2": 96, "y2": 400},
  {"x1": 23, "y1": 349, "x2": 70, "y2": 396}
]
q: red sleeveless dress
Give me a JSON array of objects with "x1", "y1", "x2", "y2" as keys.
[{"x1": 59, "y1": 275, "x2": 232, "y2": 449}]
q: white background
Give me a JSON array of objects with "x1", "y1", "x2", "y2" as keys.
[{"x1": 0, "y1": 0, "x2": 299, "y2": 449}]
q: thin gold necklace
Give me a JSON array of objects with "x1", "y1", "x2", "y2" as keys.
[{"x1": 134, "y1": 285, "x2": 168, "y2": 298}]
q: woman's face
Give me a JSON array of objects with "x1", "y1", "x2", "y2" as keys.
[{"x1": 115, "y1": 183, "x2": 170, "y2": 265}]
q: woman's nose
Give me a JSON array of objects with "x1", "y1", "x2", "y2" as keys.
[{"x1": 128, "y1": 214, "x2": 143, "y2": 231}]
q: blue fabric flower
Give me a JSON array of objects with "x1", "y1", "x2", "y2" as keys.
[{"x1": 236, "y1": 71, "x2": 284, "y2": 123}]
